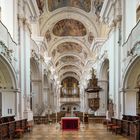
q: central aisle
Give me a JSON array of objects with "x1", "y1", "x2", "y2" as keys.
[{"x1": 19, "y1": 123, "x2": 128, "y2": 140}]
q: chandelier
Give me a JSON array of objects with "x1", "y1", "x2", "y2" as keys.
[{"x1": 85, "y1": 69, "x2": 102, "y2": 111}]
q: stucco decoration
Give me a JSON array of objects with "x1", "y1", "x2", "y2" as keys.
[
  {"x1": 45, "y1": 30, "x2": 51, "y2": 42},
  {"x1": 63, "y1": 72, "x2": 78, "y2": 77},
  {"x1": 56, "y1": 61, "x2": 59, "y2": 67},
  {"x1": 48, "y1": 0, "x2": 91, "y2": 12},
  {"x1": 88, "y1": 32, "x2": 94, "y2": 44},
  {"x1": 60, "y1": 56, "x2": 79, "y2": 63},
  {"x1": 56, "y1": 42, "x2": 82, "y2": 53},
  {"x1": 55, "y1": 56, "x2": 82, "y2": 68},
  {"x1": 53, "y1": 19, "x2": 87, "y2": 36},
  {"x1": 36, "y1": 0, "x2": 45, "y2": 13},
  {"x1": 60, "y1": 65, "x2": 79, "y2": 71}
]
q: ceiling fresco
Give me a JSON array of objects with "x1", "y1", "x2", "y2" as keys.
[
  {"x1": 48, "y1": 0, "x2": 91, "y2": 12},
  {"x1": 60, "y1": 65, "x2": 79, "y2": 71},
  {"x1": 55, "y1": 56, "x2": 84, "y2": 68},
  {"x1": 53, "y1": 19, "x2": 87, "y2": 36},
  {"x1": 57, "y1": 42, "x2": 82, "y2": 53},
  {"x1": 60, "y1": 56, "x2": 80, "y2": 63},
  {"x1": 62, "y1": 72, "x2": 78, "y2": 77}
]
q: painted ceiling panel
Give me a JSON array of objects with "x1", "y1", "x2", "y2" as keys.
[
  {"x1": 53, "y1": 19, "x2": 86, "y2": 36},
  {"x1": 48, "y1": 0, "x2": 91, "y2": 12}
]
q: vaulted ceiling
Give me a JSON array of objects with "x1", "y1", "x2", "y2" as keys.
[{"x1": 36, "y1": 0, "x2": 104, "y2": 84}]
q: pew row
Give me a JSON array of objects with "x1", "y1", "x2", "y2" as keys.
[
  {"x1": 105, "y1": 117, "x2": 140, "y2": 140},
  {"x1": 0, "y1": 119, "x2": 32, "y2": 139}
]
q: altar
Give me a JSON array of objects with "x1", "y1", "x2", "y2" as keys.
[{"x1": 61, "y1": 117, "x2": 80, "y2": 130}]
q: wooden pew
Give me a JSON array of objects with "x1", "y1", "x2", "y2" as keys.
[
  {"x1": 106, "y1": 118, "x2": 117, "y2": 131},
  {"x1": 0, "y1": 123, "x2": 9, "y2": 139},
  {"x1": 9, "y1": 121, "x2": 16, "y2": 139},
  {"x1": 15, "y1": 120, "x2": 24, "y2": 138},
  {"x1": 111, "y1": 119, "x2": 122, "y2": 135},
  {"x1": 129, "y1": 120, "x2": 140, "y2": 140},
  {"x1": 0, "y1": 119, "x2": 28, "y2": 139}
]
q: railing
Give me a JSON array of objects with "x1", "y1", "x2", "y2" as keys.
[
  {"x1": 0, "y1": 21, "x2": 17, "y2": 68},
  {"x1": 123, "y1": 20, "x2": 140, "y2": 58},
  {"x1": 105, "y1": 116, "x2": 140, "y2": 139}
]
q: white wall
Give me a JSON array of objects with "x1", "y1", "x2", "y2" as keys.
[
  {"x1": 0, "y1": 0, "x2": 15, "y2": 38},
  {"x1": 125, "y1": 91, "x2": 136, "y2": 115},
  {"x1": 124, "y1": 0, "x2": 137, "y2": 41},
  {"x1": 2, "y1": 92, "x2": 15, "y2": 116}
]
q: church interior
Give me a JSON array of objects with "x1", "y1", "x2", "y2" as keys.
[{"x1": 0, "y1": 0, "x2": 140, "y2": 139}]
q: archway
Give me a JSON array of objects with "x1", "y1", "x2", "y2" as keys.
[
  {"x1": 43, "y1": 74, "x2": 49, "y2": 104},
  {"x1": 0, "y1": 55, "x2": 17, "y2": 116},
  {"x1": 123, "y1": 57, "x2": 140, "y2": 115},
  {"x1": 99, "y1": 59, "x2": 109, "y2": 115},
  {"x1": 30, "y1": 58, "x2": 41, "y2": 115}
]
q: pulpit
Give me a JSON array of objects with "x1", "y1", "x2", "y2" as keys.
[{"x1": 61, "y1": 117, "x2": 80, "y2": 130}]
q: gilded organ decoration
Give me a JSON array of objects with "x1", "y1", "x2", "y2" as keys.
[
  {"x1": 53, "y1": 19, "x2": 86, "y2": 36},
  {"x1": 61, "y1": 77, "x2": 79, "y2": 96},
  {"x1": 57, "y1": 42, "x2": 82, "y2": 53},
  {"x1": 48, "y1": 0, "x2": 91, "y2": 12},
  {"x1": 55, "y1": 56, "x2": 84, "y2": 68}
]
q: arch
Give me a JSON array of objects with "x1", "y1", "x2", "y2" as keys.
[
  {"x1": 30, "y1": 58, "x2": 41, "y2": 114},
  {"x1": 98, "y1": 59, "x2": 109, "y2": 112},
  {"x1": 43, "y1": 74, "x2": 49, "y2": 106},
  {"x1": 59, "y1": 69, "x2": 82, "y2": 78},
  {"x1": 0, "y1": 55, "x2": 17, "y2": 89},
  {"x1": 49, "y1": 38, "x2": 91, "y2": 56},
  {"x1": 100, "y1": 59, "x2": 109, "y2": 80},
  {"x1": 57, "y1": 63, "x2": 82, "y2": 72},
  {"x1": 122, "y1": 56, "x2": 140, "y2": 115},
  {"x1": 40, "y1": 9, "x2": 99, "y2": 38},
  {"x1": 30, "y1": 58, "x2": 40, "y2": 80},
  {"x1": 0, "y1": 55, "x2": 17, "y2": 116},
  {"x1": 58, "y1": 64, "x2": 81, "y2": 72},
  {"x1": 54, "y1": 54, "x2": 83, "y2": 66},
  {"x1": 123, "y1": 56, "x2": 140, "y2": 89},
  {"x1": 52, "y1": 42, "x2": 83, "y2": 56},
  {"x1": 60, "y1": 74, "x2": 80, "y2": 81}
]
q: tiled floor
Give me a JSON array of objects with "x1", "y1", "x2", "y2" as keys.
[{"x1": 19, "y1": 123, "x2": 128, "y2": 140}]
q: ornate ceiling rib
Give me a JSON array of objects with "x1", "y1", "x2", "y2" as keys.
[{"x1": 38, "y1": 0, "x2": 102, "y2": 86}]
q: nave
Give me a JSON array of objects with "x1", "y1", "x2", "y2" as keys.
[{"x1": 18, "y1": 123, "x2": 128, "y2": 140}]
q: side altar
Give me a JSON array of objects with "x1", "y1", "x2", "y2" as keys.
[{"x1": 61, "y1": 117, "x2": 80, "y2": 130}]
